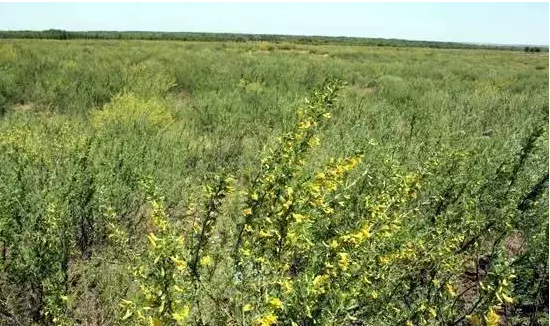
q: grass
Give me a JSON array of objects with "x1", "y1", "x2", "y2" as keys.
[{"x1": 0, "y1": 39, "x2": 548, "y2": 325}]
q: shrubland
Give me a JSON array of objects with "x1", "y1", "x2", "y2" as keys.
[{"x1": 0, "y1": 39, "x2": 548, "y2": 325}]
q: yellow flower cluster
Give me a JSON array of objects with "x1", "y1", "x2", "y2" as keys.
[
  {"x1": 306, "y1": 155, "x2": 363, "y2": 215},
  {"x1": 378, "y1": 242, "x2": 419, "y2": 267},
  {"x1": 339, "y1": 223, "x2": 372, "y2": 247},
  {"x1": 122, "y1": 195, "x2": 191, "y2": 325},
  {"x1": 255, "y1": 313, "x2": 278, "y2": 326}
]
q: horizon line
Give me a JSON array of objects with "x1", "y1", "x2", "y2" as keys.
[{"x1": 1, "y1": 29, "x2": 549, "y2": 48}]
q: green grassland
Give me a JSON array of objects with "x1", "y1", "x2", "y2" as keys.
[{"x1": 0, "y1": 39, "x2": 548, "y2": 325}]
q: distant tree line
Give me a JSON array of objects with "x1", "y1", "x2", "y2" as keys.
[
  {"x1": 0, "y1": 29, "x2": 548, "y2": 52},
  {"x1": 524, "y1": 46, "x2": 543, "y2": 53}
]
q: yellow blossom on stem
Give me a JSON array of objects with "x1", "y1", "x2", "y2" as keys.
[
  {"x1": 255, "y1": 313, "x2": 278, "y2": 326},
  {"x1": 268, "y1": 297, "x2": 283, "y2": 310}
]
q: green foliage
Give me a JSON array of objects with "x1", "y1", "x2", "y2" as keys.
[{"x1": 0, "y1": 39, "x2": 547, "y2": 325}]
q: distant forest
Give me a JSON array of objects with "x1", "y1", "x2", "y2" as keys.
[{"x1": 0, "y1": 29, "x2": 548, "y2": 51}]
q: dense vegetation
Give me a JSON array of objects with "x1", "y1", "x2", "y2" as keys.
[
  {"x1": 0, "y1": 39, "x2": 548, "y2": 325},
  {"x1": 1, "y1": 30, "x2": 548, "y2": 52}
]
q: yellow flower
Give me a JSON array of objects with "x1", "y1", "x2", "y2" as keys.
[
  {"x1": 310, "y1": 197, "x2": 324, "y2": 207},
  {"x1": 243, "y1": 208, "x2": 253, "y2": 215},
  {"x1": 147, "y1": 233, "x2": 159, "y2": 247},
  {"x1": 446, "y1": 284, "x2": 456, "y2": 297},
  {"x1": 171, "y1": 305, "x2": 190, "y2": 323},
  {"x1": 307, "y1": 136, "x2": 321, "y2": 147},
  {"x1": 292, "y1": 213, "x2": 307, "y2": 223},
  {"x1": 268, "y1": 297, "x2": 283, "y2": 310},
  {"x1": 282, "y1": 200, "x2": 292, "y2": 210},
  {"x1": 281, "y1": 280, "x2": 293, "y2": 294},
  {"x1": 337, "y1": 252, "x2": 351, "y2": 271},
  {"x1": 355, "y1": 225, "x2": 371, "y2": 242},
  {"x1": 255, "y1": 313, "x2": 278, "y2": 326},
  {"x1": 200, "y1": 255, "x2": 213, "y2": 267},
  {"x1": 286, "y1": 186, "x2": 294, "y2": 196},
  {"x1": 298, "y1": 120, "x2": 312, "y2": 129},
  {"x1": 309, "y1": 184, "x2": 321, "y2": 194},
  {"x1": 485, "y1": 307, "x2": 501, "y2": 326},
  {"x1": 243, "y1": 303, "x2": 253, "y2": 312},
  {"x1": 379, "y1": 256, "x2": 390, "y2": 266},
  {"x1": 313, "y1": 274, "x2": 329, "y2": 294}
]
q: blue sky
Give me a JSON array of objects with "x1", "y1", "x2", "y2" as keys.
[{"x1": 0, "y1": 2, "x2": 548, "y2": 45}]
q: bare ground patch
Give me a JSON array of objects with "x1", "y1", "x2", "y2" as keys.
[
  {"x1": 350, "y1": 86, "x2": 377, "y2": 97},
  {"x1": 11, "y1": 102, "x2": 33, "y2": 112},
  {"x1": 174, "y1": 90, "x2": 191, "y2": 108},
  {"x1": 505, "y1": 231, "x2": 525, "y2": 258}
]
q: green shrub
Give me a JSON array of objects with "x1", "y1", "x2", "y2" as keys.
[{"x1": 112, "y1": 80, "x2": 547, "y2": 325}]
